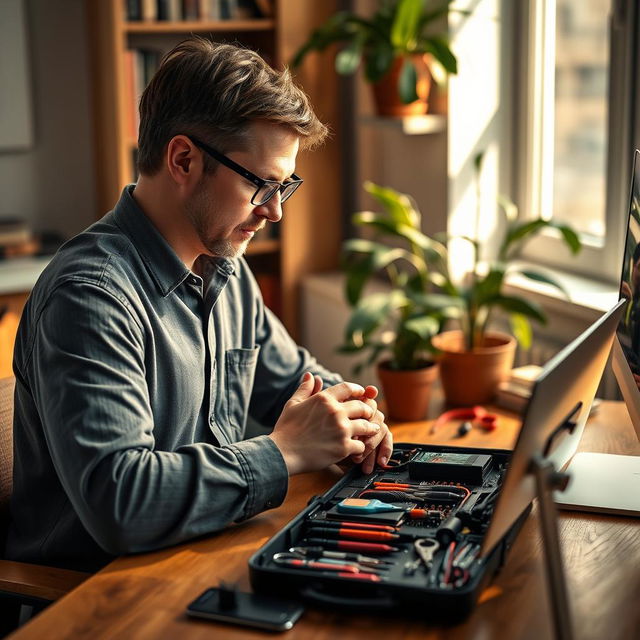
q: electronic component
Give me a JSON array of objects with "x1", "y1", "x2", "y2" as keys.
[{"x1": 409, "y1": 451, "x2": 493, "y2": 485}]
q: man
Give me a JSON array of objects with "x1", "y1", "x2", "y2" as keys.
[{"x1": 7, "y1": 39, "x2": 392, "y2": 572}]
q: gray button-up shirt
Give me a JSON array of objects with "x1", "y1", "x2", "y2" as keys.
[{"x1": 7, "y1": 185, "x2": 340, "y2": 571}]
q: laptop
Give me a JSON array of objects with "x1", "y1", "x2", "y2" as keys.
[{"x1": 481, "y1": 299, "x2": 628, "y2": 555}]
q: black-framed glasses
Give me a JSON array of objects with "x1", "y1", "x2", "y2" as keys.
[{"x1": 189, "y1": 137, "x2": 303, "y2": 206}]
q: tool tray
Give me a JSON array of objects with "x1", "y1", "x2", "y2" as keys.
[{"x1": 249, "y1": 443, "x2": 530, "y2": 621}]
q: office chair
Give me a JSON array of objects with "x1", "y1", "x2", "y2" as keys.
[{"x1": 0, "y1": 377, "x2": 90, "y2": 632}]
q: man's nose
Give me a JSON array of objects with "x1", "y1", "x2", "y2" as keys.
[{"x1": 256, "y1": 192, "x2": 283, "y2": 223}]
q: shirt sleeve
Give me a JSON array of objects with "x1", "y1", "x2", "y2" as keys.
[
  {"x1": 25, "y1": 281, "x2": 288, "y2": 556},
  {"x1": 247, "y1": 271, "x2": 343, "y2": 427}
]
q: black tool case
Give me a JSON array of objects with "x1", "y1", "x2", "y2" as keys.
[{"x1": 249, "y1": 443, "x2": 531, "y2": 621}]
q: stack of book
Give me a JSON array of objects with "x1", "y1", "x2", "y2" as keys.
[
  {"x1": 495, "y1": 365, "x2": 542, "y2": 414},
  {"x1": 0, "y1": 219, "x2": 39, "y2": 260},
  {"x1": 125, "y1": 0, "x2": 271, "y2": 21}
]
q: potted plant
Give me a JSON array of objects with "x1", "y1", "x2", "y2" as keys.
[
  {"x1": 291, "y1": 0, "x2": 461, "y2": 117},
  {"x1": 342, "y1": 162, "x2": 582, "y2": 412},
  {"x1": 339, "y1": 181, "x2": 459, "y2": 421},
  {"x1": 430, "y1": 152, "x2": 581, "y2": 405}
]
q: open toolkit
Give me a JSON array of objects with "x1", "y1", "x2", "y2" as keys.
[{"x1": 249, "y1": 443, "x2": 531, "y2": 620}]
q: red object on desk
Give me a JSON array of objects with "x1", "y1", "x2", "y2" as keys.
[{"x1": 430, "y1": 406, "x2": 498, "y2": 435}]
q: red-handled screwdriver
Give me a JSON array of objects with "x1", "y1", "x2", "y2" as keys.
[
  {"x1": 306, "y1": 526, "x2": 405, "y2": 542},
  {"x1": 308, "y1": 520, "x2": 398, "y2": 532},
  {"x1": 275, "y1": 558, "x2": 360, "y2": 573},
  {"x1": 335, "y1": 572, "x2": 384, "y2": 582},
  {"x1": 305, "y1": 538, "x2": 399, "y2": 554}
]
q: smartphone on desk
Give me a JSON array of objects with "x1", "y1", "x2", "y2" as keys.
[{"x1": 186, "y1": 587, "x2": 305, "y2": 631}]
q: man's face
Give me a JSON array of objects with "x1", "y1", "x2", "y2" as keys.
[{"x1": 185, "y1": 121, "x2": 300, "y2": 258}]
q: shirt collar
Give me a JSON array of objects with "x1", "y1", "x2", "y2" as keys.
[{"x1": 112, "y1": 185, "x2": 239, "y2": 297}]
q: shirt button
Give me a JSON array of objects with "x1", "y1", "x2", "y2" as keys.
[
  {"x1": 209, "y1": 415, "x2": 215, "y2": 425},
  {"x1": 190, "y1": 277, "x2": 198, "y2": 285},
  {"x1": 265, "y1": 500, "x2": 274, "y2": 509}
]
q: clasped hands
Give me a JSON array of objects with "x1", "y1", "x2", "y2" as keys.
[{"x1": 269, "y1": 372, "x2": 393, "y2": 476}]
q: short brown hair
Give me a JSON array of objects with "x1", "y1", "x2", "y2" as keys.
[{"x1": 137, "y1": 38, "x2": 328, "y2": 175}]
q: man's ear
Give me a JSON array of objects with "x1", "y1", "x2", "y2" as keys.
[{"x1": 166, "y1": 135, "x2": 202, "y2": 187}]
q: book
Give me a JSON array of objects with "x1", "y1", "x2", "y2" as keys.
[
  {"x1": 167, "y1": 0, "x2": 183, "y2": 20},
  {"x1": 509, "y1": 364, "x2": 542, "y2": 390},
  {"x1": 141, "y1": 0, "x2": 157, "y2": 20},
  {"x1": 253, "y1": 0, "x2": 272, "y2": 17},
  {"x1": 126, "y1": 0, "x2": 142, "y2": 20},
  {"x1": 182, "y1": 0, "x2": 200, "y2": 20},
  {"x1": 494, "y1": 365, "x2": 541, "y2": 414}
]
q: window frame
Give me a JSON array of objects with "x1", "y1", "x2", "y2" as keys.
[{"x1": 513, "y1": 0, "x2": 639, "y2": 284}]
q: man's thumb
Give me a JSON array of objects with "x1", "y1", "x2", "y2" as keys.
[{"x1": 290, "y1": 372, "x2": 314, "y2": 403}]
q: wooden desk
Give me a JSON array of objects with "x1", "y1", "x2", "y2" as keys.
[{"x1": 9, "y1": 403, "x2": 640, "y2": 640}]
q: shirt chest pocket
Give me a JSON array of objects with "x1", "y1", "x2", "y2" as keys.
[{"x1": 224, "y1": 346, "x2": 260, "y2": 440}]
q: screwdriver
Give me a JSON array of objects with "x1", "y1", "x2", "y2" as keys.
[
  {"x1": 308, "y1": 520, "x2": 398, "y2": 533},
  {"x1": 274, "y1": 558, "x2": 360, "y2": 573},
  {"x1": 334, "y1": 573, "x2": 385, "y2": 582},
  {"x1": 289, "y1": 546, "x2": 394, "y2": 566},
  {"x1": 306, "y1": 526, "x2": 406, "y2": 542},
  {"x1": 305, "y1": 538, "x2": 399, "y2": 554}
]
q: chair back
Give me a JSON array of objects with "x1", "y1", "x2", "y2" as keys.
[{"x1": 0, "y1": 377, "x2": 15, "y2": 551}]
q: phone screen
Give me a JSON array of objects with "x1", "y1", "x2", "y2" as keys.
[{"x1": 186, "y1": 587, "x2": 305, "y2": 631}]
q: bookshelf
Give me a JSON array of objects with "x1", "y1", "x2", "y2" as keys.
[{"x1": 86, "y1": 0, "x2": 342, "y2": 338}]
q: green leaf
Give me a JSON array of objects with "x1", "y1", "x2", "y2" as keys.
[
  {"x1": 473, "y1": 267, "x2": 506, "y2": 305},
  {"x1": 499, "y1": 219, "x2": 549, "y2": 260},
  {"x1": 550, "y1": 223, "x2": 582, "y2": 255},
  {"x1": 406, "y1": 291, "x2": 464, "y2": 316},
  {"x1": 421, "y1": 35, "x2": 457, "y2": 74},
  {"x1": 353, "y1": 211, "x2": 448, "y2": 262},
  {"x1": 343, "y1": 243, "x2": 408, "y2": 305},
  {"x1": 510, "y1": 313, "x2": 533, "y2": 349},
  {"x1": 363, "y1": 181, "x2": 420, "y2": 227},
  {"x1": 473, "y1": 151, "x2": 484, "y2": 172},
  {"x1": 344, "y1": 291, "x2": 407, "y2": 346},
  {"x1": 335, "y1": 41, "x2": 362, "y2": 75},
  {"x1": 398, "y1": 57, "x2": 419, "y2": 103},
  {"x1": 364, "y1": 44, "x2": 395, "y2": 82},
  {"x1": 391, "y1": 0, "x2": 423, "y2": 51},
  {"x1": 487, "y1": 295, "x2": 547, "y2": 324},
  {"x1": 497, "y1": 194, "x2": 519, "y2": 222},
  {"x1": 404, "y1": 315, "x2": 440, "y2": 341},
  {"x1": 515, "y1": 269, "x2": 570, "y2": 298}
]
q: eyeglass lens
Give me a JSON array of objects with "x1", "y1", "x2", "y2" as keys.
[{"x1": 253, "y1": 181, "x2": 301, "y2": 206}]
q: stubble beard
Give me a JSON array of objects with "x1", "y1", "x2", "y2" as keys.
[{"x1": 186, "y1": 181, "x2": 247, "y2": 259}]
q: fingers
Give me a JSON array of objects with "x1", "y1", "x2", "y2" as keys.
[
  {"x1": 325, "y1": 381, "x2": 365, "y2": 401},
  {"x1": 376, "y1": 427, "x2": 394, "y2": 467},
  {"x1": 287, "y1": 372, "x2": 315, "y2": 404},
  {"x1": 349, "y1": 419, "x2": 381, "y2": 438},
  {"x1": 311, "y1": 374, "x2": 323, "y2": 395},
  {"x1": 341, "y1": 399, "x2": 376, "y2": 420}
]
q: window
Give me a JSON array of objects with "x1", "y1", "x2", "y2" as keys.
[{"x1": 515, "y1": 0, "x2": 639, "y2": 282}]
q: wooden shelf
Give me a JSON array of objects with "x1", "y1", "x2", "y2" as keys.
[
  {"x1": 88, "y1": 1, "x2": 342, "y2": 337},
  {"x1": 122, "y1": 20, "x2": 275, "y2": 34},
  {"x1": 360, "y1": 114, "x2": 446, "y2": 135}
]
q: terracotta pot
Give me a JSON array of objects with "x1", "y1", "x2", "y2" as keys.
[
  {"x1": 432, "y1": 331, "x2": 516, "y2": 407},
  {"x1": 376, "y1": 360, "x2": 439, "y2": 422},
  {"x1": 371, "y1": 54, "x2": 431, "y2": 117}
]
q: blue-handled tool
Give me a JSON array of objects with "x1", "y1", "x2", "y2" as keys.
[{"x1": 337, "y1": 498, "x2": 406, "y2": 514}]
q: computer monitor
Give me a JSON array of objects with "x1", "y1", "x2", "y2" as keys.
[
  {"x1": 611, "y1": 149, "x2": 640, "y2": 437},
  {"x1": 482, "y1": 299, "x2": 627, "y2": 556},
  {"x1": 554, "y1": 149, "x2": 640, "y2": 516}
]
